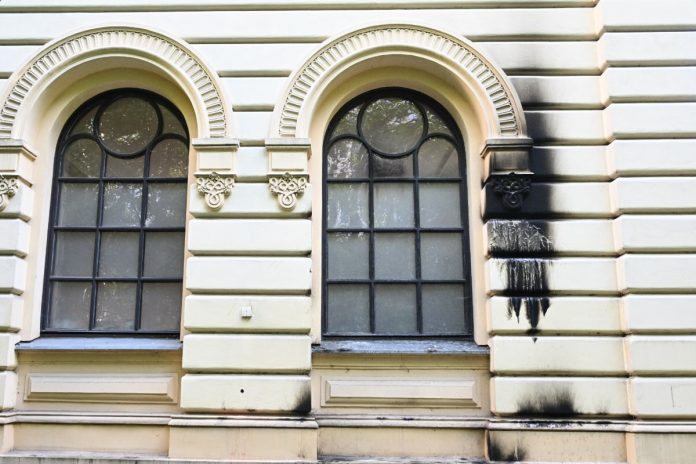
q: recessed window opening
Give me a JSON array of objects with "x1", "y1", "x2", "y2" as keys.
[
  {"x1": 41, "y1": 89, "x2": 190, "y2": 336},
  {"x1": 322, "y1": 88, "x2": 473, "y2": 338}
]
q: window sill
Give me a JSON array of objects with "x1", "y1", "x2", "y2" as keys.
[
  {"x1": 312, "y1": 339, "x2": 489, "y2": 355},
  {"x1": 15, "y1": 337, "x2": 182, "y2": 352}
]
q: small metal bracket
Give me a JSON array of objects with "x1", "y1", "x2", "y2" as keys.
[
  {"x1": 490, "y1": 172, "x2": 532, "y2": 210},
  {"x1": 196, "y1": 171, "x2": 235, "y2": 210},
  {"x1": 0, "y1": 174, "x2": 19, "y2": 211},
  {"x1": 240, "y1": 305, "x2": 253, "y2": 319}
]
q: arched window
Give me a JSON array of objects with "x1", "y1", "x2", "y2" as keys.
[
  {"x1": 42, "y1": 89, "x2": 189, "y2": 335},
  {"x1": 323, "y1": 88, "x2": 473, "y2": 338}
]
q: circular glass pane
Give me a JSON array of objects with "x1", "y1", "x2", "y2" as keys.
[
  {"x1": 360, "y1": 98, "x2": 424, "y2": 155},
  {"x1": 62, "y1": 138, "x2": 101, "y2": 177},
  {"x1": 98, "y1": 97, "x2": 158, "y2": 155}
]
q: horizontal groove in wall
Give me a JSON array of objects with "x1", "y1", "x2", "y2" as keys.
[
  {"x1": 0, "y1": 9, "x2": 598, "y2": 43},
  {"x1": 522, "y1": 103, "x2": 605, "y2": 110},
  {"x1": 218, "y1": 71, "x2": 291, "y2": 78},
  {"x1": 0, "y1": 35, "x2": 602, "y2": 46},
  {"x1": 607, "y1": 96, "x2": 696, "y2": 104},
  {"x1": 238, "y1": 140, "x2": 267, "y2": 147},
  {"x1": 602, "y1": 26, "x2": 696, "y2": 33},
  {"x1": 232, "y1": 104, "x2": 275, "y2": 112},
  {"x1": 0, "y1": 1, "x2": 598, "y2": 13}
]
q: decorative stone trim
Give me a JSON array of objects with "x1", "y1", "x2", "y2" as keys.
[
  {"x1": 196, "y1": 172, "x2": 235, "y2": 210},
  {"x1": 490, "y1": 173, "x2": 531, "y2": 210},
  {"x1": 276, "y1": 23, "x2": 524, "y2": 138},
  {"x1": 0, "y1": 26, "x2": 228, "y2": 139},
  {"x1": 0, "y1": 174, "x2": 18, "y2": 211},
  {"x1": 269, "y1": 172, "x2": 308, "y2": 210}
]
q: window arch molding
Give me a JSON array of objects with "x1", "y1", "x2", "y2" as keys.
[
  {"x1": 270, "y1": 22, "x2": 529, "y2": 144},
  {"x1": 0, "y1": 25, "x2": 236, "y2": 340},
  {"x1": 272, "y1": 24, "x2": 534, "y2": 345},
  {"x1": 0, "y1": 25, "x2": 233, "y2": 142}
]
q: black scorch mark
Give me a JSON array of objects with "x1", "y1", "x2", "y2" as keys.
[
  {"x1": 487, "y1": 434, "x2": 527, "y2": 462},
  {"x1": 490, "y1": 221, "x2": 552, "y2": 334},
  {"x1": 293, "y1": 388, "x2": 311, "y2": 414},
  {"x1": 515, "y1": 386, "x2": 576, "y2": 418}
]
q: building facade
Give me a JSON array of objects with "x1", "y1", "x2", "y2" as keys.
[{"x1": 0, "y1": 0, "x2": 695, "y2": 462}]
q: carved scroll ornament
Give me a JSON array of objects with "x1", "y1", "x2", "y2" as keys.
[
  {"x1": 269, "y1": 172, "x2": 308, "y2": 210},
  {"x1": 491, "y1": 172, "x2": 531, "y2": 210},
  {"x1": 196, "y1": 172, "x2": 234, "y2": 210},
  {"x1": 0, "y1": 174, "x2": 18, "y2": 211}
]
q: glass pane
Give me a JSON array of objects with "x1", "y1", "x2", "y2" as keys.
[
  {"x1": 106, "y1": 154, "x2": 144, "y2": 177},
  {"x1": 419, "y1": 183, "x2": 461, "y2": 227},
  {"x1": 373, "y1": 154, "x2": 413, "y2": 178},
  {"x1": 374, "y1": 284, "x2": 416, "y2": 334},
  {"x1": 330, "y1": 106, "x2": 359, "y2": 138},
  {"x1": 146, "y1": 183, "x2": 187, "y2": 227},
  {"x1": 426, "y1": 108, "x2": 452, "y2": 136},
  {"x1": 150, "y1": 139, "x2": 189, "y2": 177},
  {"x1": 141, "y1": 283, "x2": 181, "y2": 331},
  {"x1": 70, "y1": 107, "x2": 97, "y2": 136},
  {"x1": 326, "y1": 284, "x2": 369, "y2": 334},
  {"x1": 144, "y1": 232, "x2": 185, "y2": 277},
  {"x1": 62, "y1": 138, "x2": 101, "y2": 177},
  {"x1": 421, "y1": 233, "x2": 464, "y2": 280},
  {"x1": 48, "y1": 281, "x2": 91, "y2": 330},
  {"x1": 94, "y1": 282, "x2": 136, "y2": 330},
  {"x1": 53, "y1": 231, "x2": 94, "y2": 277},
  {"x1": 98, "y1": 232, "x2": 139, "y2": 277},
  {"x1": 374, "y1": 183, "x2": 413, "y2": 228},
  {"x1": 326, "y1": 139, "x2": 368, "y2": 179},
  {"x1": 327, "y1": 232, "x2": 369, "y2": 279},
  {"x1": 361, "y1": 98, "x2": 424, "y2": 154},
  {"x1": 374, "y1": 233, "x2": 415, "y2": 279},
  {"x1": 98, "y1": 97, "x2": 158, "y2": 155},
  {"x1": 327, "y1": 183, "x2": 369, "y2": 228},
  {"x1": 422, "y1": 284, "x2": 467, "y2": 334},
  {"x1": 159, "y1": 104, "x2": 187, "y2": 138},
  {"x1": 102, "y1": 182, "x2": 143, "y2": 226},
  {"x1": 57, "y1": 183, "x2": 99, "y2": 226},
  {"x1": 418, "y1": 138, "x2": 459, "y2": 178}
]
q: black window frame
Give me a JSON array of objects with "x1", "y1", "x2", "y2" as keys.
[
  {"x1": 321, "y1": 87, "x2": 474, "y2": 340},
  {"x1": 41, "y1": 88, "x2": 190, "y2": 337}
]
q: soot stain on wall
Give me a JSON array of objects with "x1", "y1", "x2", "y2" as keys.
[
  {"x1": 487, "y1": 435, "x2": 527, "y2": 462},
  {"x1": 293, "y1": 388, "x2": 312, "y2": 414},
  {"x1": 490, "y1": 221, "x2": 553, "y2": 334},
  {"x1": 515, "y1": 386, "x2": 577, "y2": 418}
]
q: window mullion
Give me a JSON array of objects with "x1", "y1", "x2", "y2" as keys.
[
  {"x1": 89, "y1": 146, "x2": 107, "y2": 330},
  {"x1": 413, "y1": 148, "x2": 423, "y2": 335},
  {"x1": 368, "y1": 147, "x2": 376, "y2": 335},
  {"x1": 135, "y1": 150, "x2": 151, "y2": 332}
]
